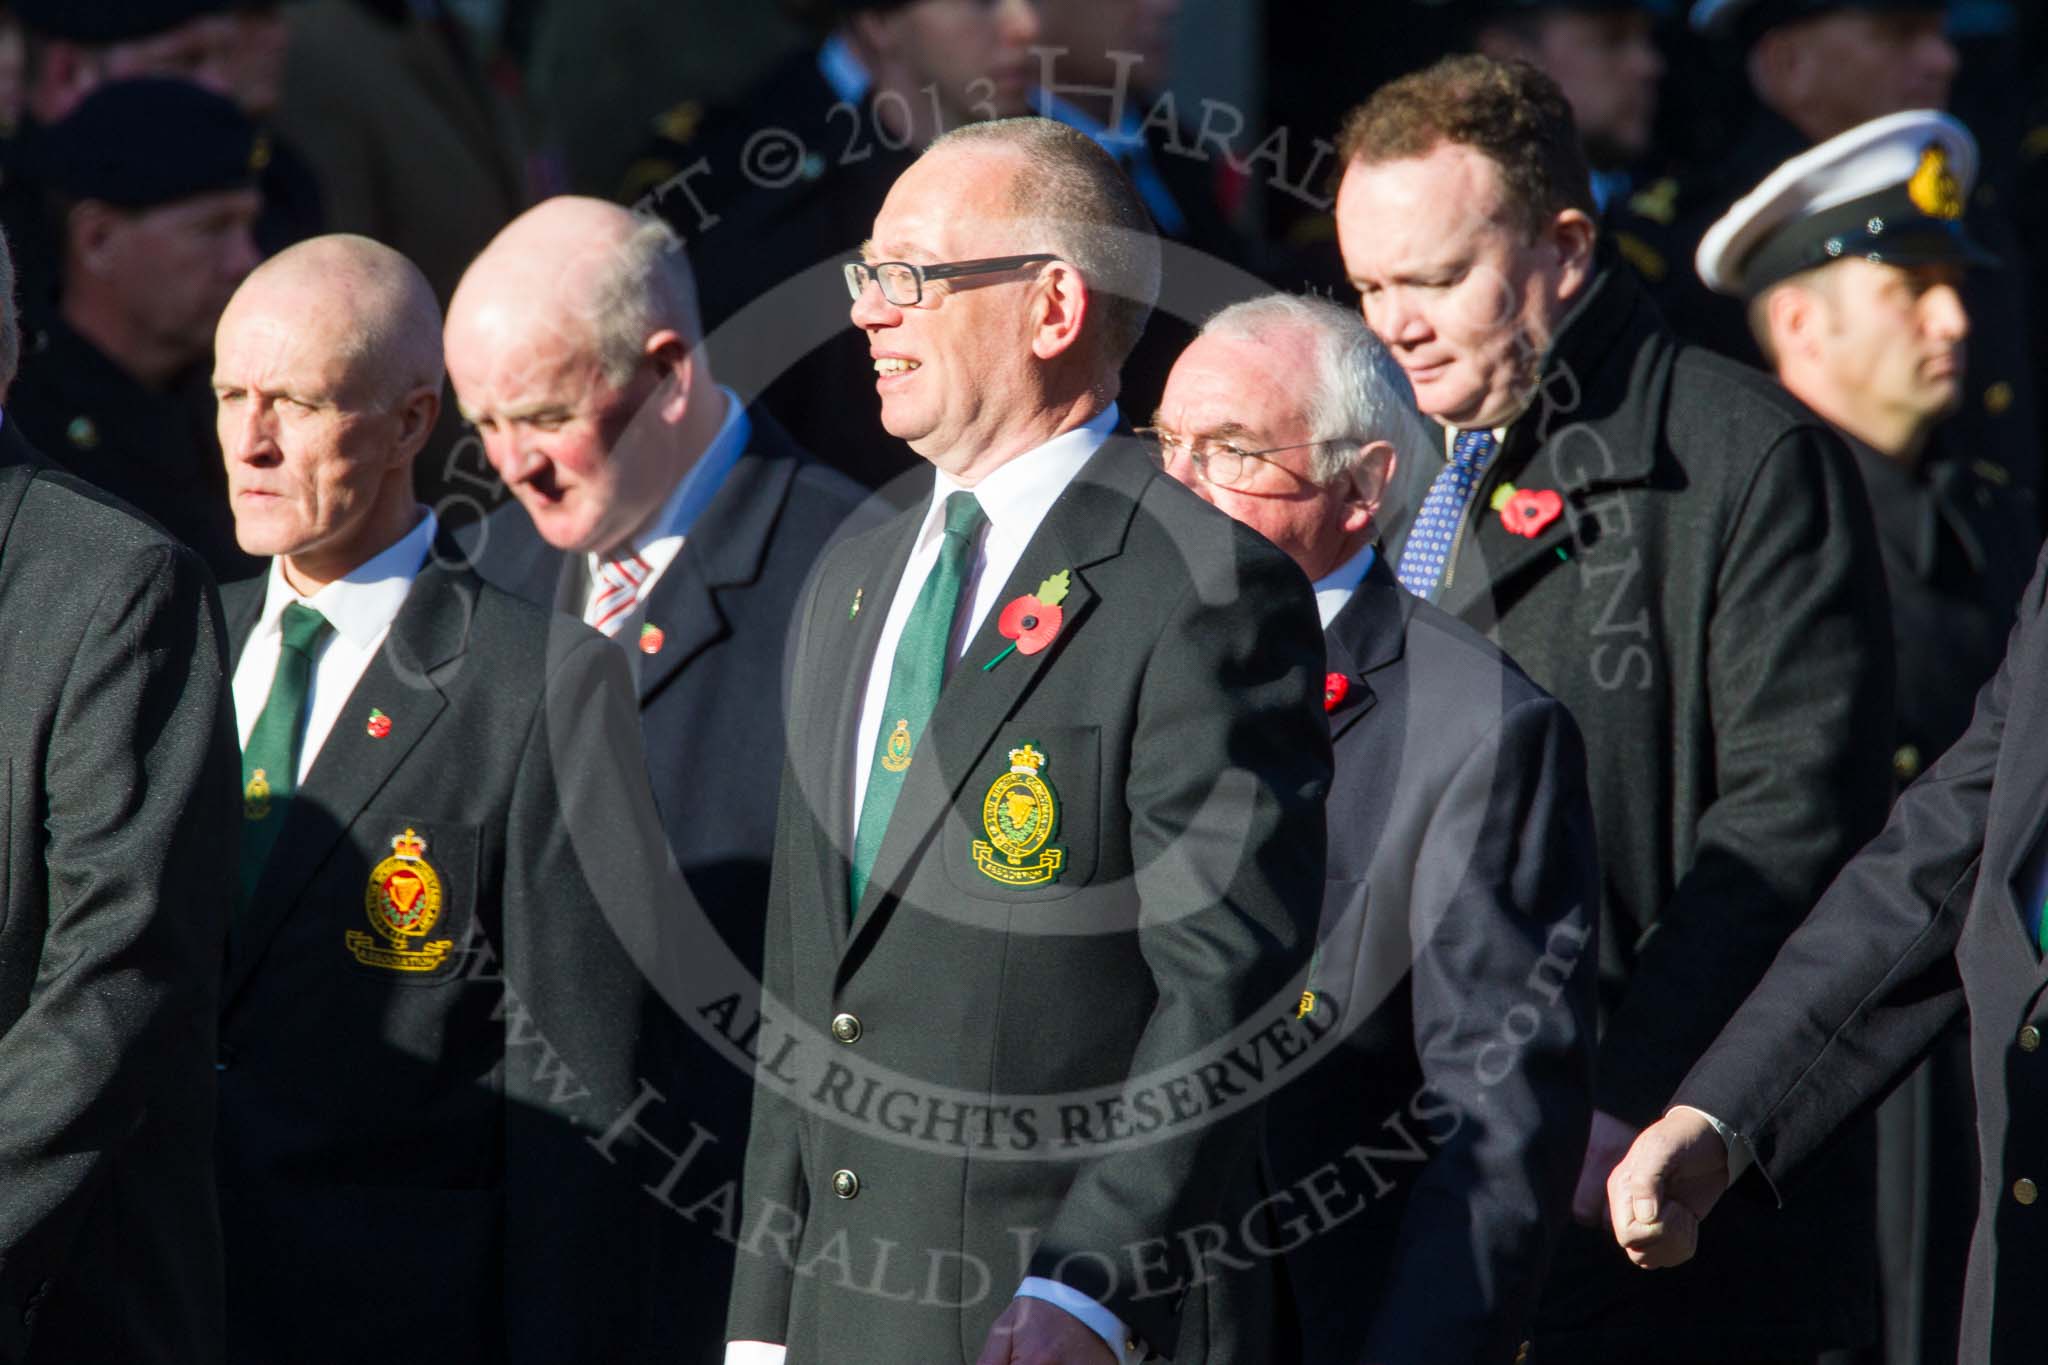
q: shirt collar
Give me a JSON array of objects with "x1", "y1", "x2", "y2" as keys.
[
  {"x1": 925, "y1": 403, "x2": 1119, "y2": 541},
  {"x1": 818, "y1": 33, "x2": 871, "y2": 105},
  {"x1": 1311, "y1": 543, "x2": 1376, "y2": 629},
  {"x1": 1440, "y1": 420, "x2": 1514, "y2": 459},
  {"x1": 643, "y1": 386, "x2": 749, "y2": 546},
  {"x1": 259, "y1": 507, "x2": 438, "y2": 650}
]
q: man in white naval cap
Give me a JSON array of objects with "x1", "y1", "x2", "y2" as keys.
[{"x1": 1611, "y1": 109, "x2": 2045, "y2": 1365}]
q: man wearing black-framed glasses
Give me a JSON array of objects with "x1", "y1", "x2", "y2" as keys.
[
  {"x1": 843, "y1": 253, "x2": 1059, "y2": 307},
  {"x1": 727, "y1": 117, "x2": 1330, "y2": 1365}
]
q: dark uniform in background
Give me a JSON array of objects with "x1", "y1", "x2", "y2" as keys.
[
  {"x1": 2, "y1": 0, "x2": 248, "y2": 336},
  {"x1": 626, "y1": 2, "x2": 923, "y2": 491},
  {"x1": 7, "y1": 78, "x2": 265, "y2": 584},
  {"x1": 1611, "y1": 0, "x2": 2044, "y2": 498},
  {"x1": 1694, "y1": 105, "x2": 2041, "y2": 1365}
]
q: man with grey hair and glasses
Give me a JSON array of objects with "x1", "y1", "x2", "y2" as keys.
[{"x1": 1155, "y1": 293, "x2": 1598, "y2": 1365}]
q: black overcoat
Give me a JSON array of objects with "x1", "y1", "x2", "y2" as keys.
[
  {"x1": 1680, "y1": 540, "x2": 2048, "y2": 1365},
  {"x1": 1380, "y1": 257, "x2": 1897, "y2": 1359}
]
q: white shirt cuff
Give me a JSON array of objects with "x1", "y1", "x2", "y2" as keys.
[
  {"x1": 722, "y1": 1343, "x2": 786, "y2": 1364},
  {"x1": 1672, "y1": 1103, "x2": 1753, "y2": 1182},
  {"x1": 1016, "y1": 1276, "x2": 1142, "y2": 1362}
]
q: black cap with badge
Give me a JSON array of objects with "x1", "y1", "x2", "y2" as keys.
[
  {"x1": 26, "y1": 78, "x2": 264, "y2": 210},
  {"x1": 1695, "y1": 107, "x2": 1996, "y2": 297}
]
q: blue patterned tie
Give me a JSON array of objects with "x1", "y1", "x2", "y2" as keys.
[{"x1": 1396, "y1": 429, "x2": 1496, "y2": 600}]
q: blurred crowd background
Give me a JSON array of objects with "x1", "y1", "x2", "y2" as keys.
[{"x1": 9, "y1": 0, "x2": 2048, "y2": 531}]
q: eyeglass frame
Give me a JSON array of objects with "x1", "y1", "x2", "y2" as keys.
[
  {"x1": 844, "y1": 253, "x2": 1061, "y2": 306},
  {"x1": 1133, "y1": 426, "x2": 1334, "y2": 490}
]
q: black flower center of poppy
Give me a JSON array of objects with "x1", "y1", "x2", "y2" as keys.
[{"x1": 1021, "y1": 615, "x2": 1038, "y2": 630}]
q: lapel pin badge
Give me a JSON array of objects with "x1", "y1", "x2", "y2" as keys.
[
  {"x1": 639, "y1": 622, "x2": 666, "y2": 655},
  {"x1": 850, "y1": 586, "x2": 864, "y2": 619},
  {"x1": 365, "y1": 708, "x2": 392, "y2": 739},
  {"x1": 1323, "y1": 672, "x2": 1350, "y2": 713}
]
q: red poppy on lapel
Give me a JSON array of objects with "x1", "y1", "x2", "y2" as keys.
[
  {"x1": 1499, "y1": 487, "x2": 1564, "y2": 538},
  {"x1": 1323, "y1": 672, "x2": 1350, "y2": 712},
  {"x1": 983, "y1": 570, "x2": 1074, "y2": 671},
  {"x1": 639, "y1": 622, "x2": 666, "y2": 655},
  {"x1": 366, "y1": 708, "x2": 392, "y2": 739},
  {"x1": 997, "y1": 595, "x2": 1064, "y2": 655}
]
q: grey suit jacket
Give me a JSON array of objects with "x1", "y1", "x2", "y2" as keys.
[
  {"x1": 726, "y1": 439, "x2": 1332, "y2": 1362},
  {"x1": 457, "y1": 411, "x2": 870, "y2": 1363},
  {"x1": 1263, "y1": 554, "x2": 1598, "y2": 1365},
  {"x1": 0, "y1": 426, "x2": 239, "y2": 1365}
]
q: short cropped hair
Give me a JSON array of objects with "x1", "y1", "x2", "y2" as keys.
[
  {"x1": 927, "y1": 116, "x2": 1161, "y2": 369},
  {"x1": 1200, "y1": 293, "x2": 1434, "y2": 484},
  {"x1": 1747, "y1": 264, "x2": 1838, "y2": 369},
  {"x1": 587, "y1": 214, "x2": 703, "y2": 387},
  {"x1": 1336, "y1": 54, "x2": 1595, "y2": 238}
]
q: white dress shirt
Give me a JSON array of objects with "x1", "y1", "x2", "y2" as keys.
[
  {"x1": 849, "y1": 404, "x2": 1118, "y2": 832},
  {"x1": 231, "y1": 509, "x2": 438, "y2": 778},
  {"x1": 579, "y1": 386, "x2": 750, "y2": 629},
  {"x1": 1312, "y1": 543, "x2": 1377, "y2": 628},
  {"x1": 732, "y1": 404, "x2": 1142, "y2": 1365}
]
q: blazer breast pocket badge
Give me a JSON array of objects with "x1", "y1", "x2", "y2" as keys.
[
  {"x1": 972, "y1": 744, "x2": 1066, "y2": 887},
  {"x1": 346, "y1": 828, "x2": 455, "y2": 973}
]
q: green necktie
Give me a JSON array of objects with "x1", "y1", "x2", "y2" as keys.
[
  {"x1": 239, "y1": 602, "x2": 333, "y2": 906},
  {"x1": 849, "y1": 492, "x2": 986, "y2": 915}
]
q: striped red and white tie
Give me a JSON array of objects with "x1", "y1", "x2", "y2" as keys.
[{"x1": 590, "y1": 551, "x2": 651, "y2": 637}]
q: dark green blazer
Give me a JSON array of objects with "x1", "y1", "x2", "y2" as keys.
[
  {"x1": 215, "y1": 550, "x2": 684, "y2": 1364},
  {"x1": 727, "y1": 438, "x2": 1331, "y2": 1362}
]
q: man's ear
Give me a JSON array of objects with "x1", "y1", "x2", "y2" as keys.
[
  {"x1": 392, "y1": 384, "x2": 441, "y2": 463},
  {"x1": 1341, "y1": 440, "x2": 1397, "y2": 535},
  {"x1": 1548, "y1": 208, "x2": 1599, "y2": 300},
  {"x1": 1767, "y1": 282, "x2": 1821, "y2": 362},
  {"x1": 645, "y1": 329, "x2": 694, "y2": 423},
  {"x1": 68, "y1": 200, "x2": 124, "y2": 277},
  {"x1": 1030, "y1": 261, "x2": 1089, "y2": 362}
]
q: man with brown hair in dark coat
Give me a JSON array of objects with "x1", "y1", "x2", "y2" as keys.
[{"x1": 1334, "y1": 54, "x2": 1895, "y2": 1363}]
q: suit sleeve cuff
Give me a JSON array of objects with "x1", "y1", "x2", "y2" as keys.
[
  {"x1": 1671, "y1": 1104, "x2": 1753, "y2": 1182},
  {"x1": 1015, "y1": 1276, "x2": 1143, "y2": 1362},
  {"x1": 723, "y1": 1343, "x2": 786, "y2": 1364}
]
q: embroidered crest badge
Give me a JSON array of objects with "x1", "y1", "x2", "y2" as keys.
[
  {"x1": 346, "y1": 828, "x2": 454, "y2": 973},
  {"x1": 880, "y1": 718, "x2": 914, "y2": 772},
  {"x1": 971, "y1": 744, "x2": 1066, "y2": 887}
]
